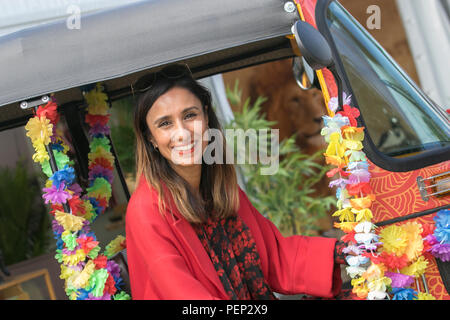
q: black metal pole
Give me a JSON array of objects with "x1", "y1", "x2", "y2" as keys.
[{"x1": 106, "y1": 134, "x2": 131, "y2": 201}]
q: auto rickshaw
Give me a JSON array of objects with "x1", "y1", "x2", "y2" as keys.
[{"x1": 0, "y1": 0, "x2": 448, "y2": 300}]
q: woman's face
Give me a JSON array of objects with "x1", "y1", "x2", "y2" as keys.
[{"x1": 146, "y1": 87, "x2": 209, "y2": 169}]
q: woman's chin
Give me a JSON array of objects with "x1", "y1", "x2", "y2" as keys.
[{"x1": 168, "y1": 153, "x2": 203, "y2": 168}]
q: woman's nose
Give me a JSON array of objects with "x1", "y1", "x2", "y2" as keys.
[{"x1": 171, "y1": 121, "x2": 191, "y2": 143}]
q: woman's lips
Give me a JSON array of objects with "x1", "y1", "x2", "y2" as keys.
[{"x1": 172, "y1": 141, "x2": 197, "y2": 155}]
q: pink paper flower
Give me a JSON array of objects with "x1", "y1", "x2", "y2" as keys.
[
  {"x1": 42, "y1": 183, "x2": 72, "y2": 204},
  {"x1": 385, "y1": 271, "x2": 415, "y2": 288}
]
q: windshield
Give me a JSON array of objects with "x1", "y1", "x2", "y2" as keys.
[{"x1": 325, "y1": 1, "x2": 449, "y2": 157}]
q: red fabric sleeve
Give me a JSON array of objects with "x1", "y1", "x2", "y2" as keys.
[
  {"x1": 126, "y1": 193, "x2": 222, "y2": 300},
  {"x1": 240, "y1": 189, "x2": 342, "y2": 298}
]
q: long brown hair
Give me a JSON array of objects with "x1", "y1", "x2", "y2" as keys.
[{"x1": 133, "y1": 65, "x2": 239, "y2": 223}]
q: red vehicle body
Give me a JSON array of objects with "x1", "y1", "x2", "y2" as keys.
[{"x1": 297, "y1": 0, "x2": 449, "y2": 299}]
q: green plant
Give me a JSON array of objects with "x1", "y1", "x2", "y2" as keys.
[
  {"x1": 110, "y1": 96, "x2": 136, "y2": 175},
  {"x1": 0, "y1": 160, "x2": 51, "y2": 265},
  {"x1": 225, "y1": 80, "x2": 335, "y2": 236}
]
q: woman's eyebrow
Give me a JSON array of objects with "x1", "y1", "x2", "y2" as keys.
[
  {"x1": 153, "y1": 106, "x2": 200, "y2": 125},
  {"x1": 182, "y1": 106, "x2": 200, "y2": 113}
]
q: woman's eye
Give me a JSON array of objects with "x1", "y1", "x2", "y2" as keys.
[
  {"x1": 185, "y1": 112, "x2": 197, "y2": 119},
  {"x1": 158, "y1": 120, "x2": 170, "y2": 127}
]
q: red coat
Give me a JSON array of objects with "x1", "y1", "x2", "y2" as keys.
[{"x1": 125, "y1": 178, "x2": 342, "y2": 299}]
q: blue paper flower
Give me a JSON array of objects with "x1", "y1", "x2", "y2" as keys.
[
  {"x1": 391, "y1": 288, "x2": 417, "y2": 300},
  {"x1": 51, "y1": 142, "x2": 64, "y2": 152},
  {"x1": 88, "y1": 197, "x2": 103, "y2": 216},
  {"x1": 54, "y1": 235, "x2": 64, "y2": 250},
  {"x1": 113, "y1": 277, "x2": 124, "y2": 291},
  {"x1": 76, "y1": 288, "x2": 92, "y2": 300},
  {"x1": 50, "y1": 165, "x2": 75, "y2": 189},
  {"x1": 434, "y1": 209, "x2": 450, "y2": 244}
]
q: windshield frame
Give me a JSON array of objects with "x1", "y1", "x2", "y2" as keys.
[{"x1": 315, "y1": 0, "x2": 450, "y2": 172}]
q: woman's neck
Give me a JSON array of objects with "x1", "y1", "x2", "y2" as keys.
[{"x1": 171, "y1": 163, "x2": 202, "y2": 197}]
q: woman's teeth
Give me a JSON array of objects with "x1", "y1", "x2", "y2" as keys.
[{"x1": 173, "y1": 142, "x2": 195, "y2": 151}]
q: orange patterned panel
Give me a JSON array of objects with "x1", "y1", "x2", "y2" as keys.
[
  {"x1": 370, "y1": 160, "x2": 450, "y2": 223},
  {"x1": 369, "y1": 160, "x2": 450, "y2": 299}
]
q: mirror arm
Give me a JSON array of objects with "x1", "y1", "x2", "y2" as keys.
[{"x1": 327, "y1": 63, "x2": 343, "y2": 111}]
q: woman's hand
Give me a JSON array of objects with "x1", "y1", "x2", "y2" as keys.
[{"x1": 334, "y1": 240, "x2": 359, "y2": 265}]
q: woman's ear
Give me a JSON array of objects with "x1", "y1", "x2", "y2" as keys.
[{"x1": 146, "y1": 128, "x2": 156, "y2": 146}]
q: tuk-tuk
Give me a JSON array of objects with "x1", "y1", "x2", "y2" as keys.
[{"x1": 0, "y1": 0, "x2": 448, "y2": 300}]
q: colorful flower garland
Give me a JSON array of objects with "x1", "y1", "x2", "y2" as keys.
[
  {"x1": 25, "y1": 83, "x2": 129, "y2": 300},
  {"x1": 323, "y1": 93, "x2": 447, "y2": 300}
]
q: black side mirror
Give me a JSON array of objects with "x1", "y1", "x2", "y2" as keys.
[
  {"x1": 291, "y1": 20, "x2": 333, "y2": 70},
  {"x1": 292, "y1": 20, "x2": 344, "y2": 111}
]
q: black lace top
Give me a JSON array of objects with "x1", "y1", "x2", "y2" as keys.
[
  {"x1": 192, "y1": 214, "x2": 348, "y2": 300},
  {"x1": 192, "y1": 215, "x2": 277, "y2": 300}
]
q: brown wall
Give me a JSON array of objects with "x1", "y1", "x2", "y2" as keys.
[{"x1": 339, "y1": 0, "x2": 419, "y2": 84}]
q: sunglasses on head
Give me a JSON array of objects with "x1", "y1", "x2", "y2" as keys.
[{"x1": 131, "y1": 63, "x2": 193, "y2": 94}]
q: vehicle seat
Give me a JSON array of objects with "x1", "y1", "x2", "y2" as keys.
[{"x1": 111, "y1": 249, "x2": 131, "y2": 296}]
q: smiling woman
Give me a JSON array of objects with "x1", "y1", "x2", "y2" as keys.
[
  {"x1": 146, "y1": 89, "x2": 208, "y2": 171},
  {"x1": 132, "y1": 64, "x2": 240, "y2": 224},
  {"x1": 125, "y1": 63, "x2": 347, "y2": 300}
]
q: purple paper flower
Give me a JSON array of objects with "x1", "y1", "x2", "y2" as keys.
[
  {"x1": 89, "y1": 123, "x2": 110, "y2": 136},
  {"x1": 425, "y1": 234, "x2": 438, "y2": 245},
  {"x1": 343, "y1": 245, "x2": 363, "y2": 255},
  {"x1": 81, "y1": 220, "x2": 92, "y2": 234},
  {"x1": 52, "y1": 220, "x2": 64, "y2": 235},
  {"x1": 68, "y1": 183, "x2": 83, "y2": 196},
  {"x1": 358, "y1": 242, "x2": 381, "y2": 251},
  {"x1": 106, "y1": 260, "x2": 121, "y2": 279},
  {"x1": 385, "y1": 272, "x2": 415, "y2": 288},
  {"x1": 69, "y1": 263, "x2": 84, "y2": 273},
  {"x1": 87, "y1": 293, "x2": 111, "y2": 300},
  {"x1": 42, "y1": 183, "x2": 72, "y2": 204},
  {"x1": 430, "y1": 243, "x2": 450, "y2": 262},
  {"x1": 62, "y1": 248, "x2": 78, "y2": 255},
  {"x1": 88, "y1": 165, "x2": 114, "y2": 184},
  {"x1": 348, "y1": 169, "x2": 371, "y2": 184},
  {"x1": 328, "y1": 92, "x2": 352, "y2": 113},
  {"x1": 329, "y1": 178, "x2": 349, "y2": 189}
]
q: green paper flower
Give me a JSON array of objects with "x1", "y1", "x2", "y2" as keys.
[
  {"x1": 90, "y1": 137, "x2": 111, "y2": 152},
  {"x1": 62, "y1": 231, "x2": 78, "y2": 251},
  {"x1": 86, "y1": 177, "x2": 112, "y2": 199},
  {"x1": 41, "y1": 151, "x2": 73, "y2": 177},
  {"x1": 55, "y1": 249, "x2": 63, "y2": 263},
  {"x1": 89, "y1": 268, "x2": 109, "y2": 297},
  {"x1": 113, "y1": 291, "x2": 131, "y2": 300},
  {"x1": 104, "y1": 235, "x2": 126, "y2": 259},
  {"x1": 87, "y1": 245, "x2": 101, "y2": 259}
]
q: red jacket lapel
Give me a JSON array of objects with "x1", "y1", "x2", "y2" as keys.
[{"x1": 161, "y1": 184, "x2": 228, "y2": 298}]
